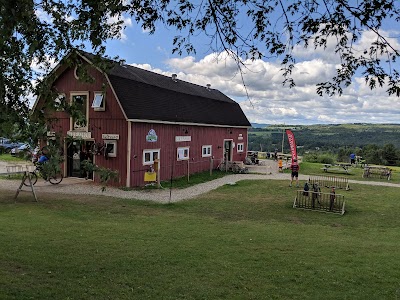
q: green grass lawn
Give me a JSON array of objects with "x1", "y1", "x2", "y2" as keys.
[
  {"x1": 298, "y1": 161, "x2": 399, "y2": 182},
  {"x1": 0, "y1": 153, "x2": 28, "y2": 163},
  {"x1": 1, "y1": 180, "x2": 400, "y2": 299}
]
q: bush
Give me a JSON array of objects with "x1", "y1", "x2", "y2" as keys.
[
  {"x1": 317, "y1": 155, "x2": 334, "y2": 165},
  {"x1": 303, "y1": 152, "x2": 335, "y2": 164}
]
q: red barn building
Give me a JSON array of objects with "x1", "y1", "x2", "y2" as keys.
[{"x1": 34, "y1": 51, "x2": 251, "y2": 187}]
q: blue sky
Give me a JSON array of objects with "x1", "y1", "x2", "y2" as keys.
[{"x1": 36, "y1": 5, "x2": 400, "y2": 125}]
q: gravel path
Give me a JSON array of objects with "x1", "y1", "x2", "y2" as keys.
[
  {"x1": 1, "y1": 170, "x2": 398, "y2": 203},
  {"x1": 1, "y1": 159, "x2": 399, "y2": 203}
]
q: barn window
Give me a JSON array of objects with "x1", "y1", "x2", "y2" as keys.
[
  {"x1": 237, "y1": 143, "x2": 244, "y2": 152},
  {"x1": 202, "y1": 145, "x2": 212, "y2": 157},
  {"x1": 92, "y1": 92, "x2": 105, "y2": 111},
  {"x1": 177, "y1": 147, "x2": 190, "y2": 161},
  {"x1": 105, "y1": 140, "x2": 117, "y2": 158},
  {"x1": 54, "y1": 94, "x2": 66, "y2": 111},
  {"x1": 71, "y1": 93, "x2": 88, "y2": 131},
  {"x1": 143, "y1": 149, "x2": 160, "y2": 165}
]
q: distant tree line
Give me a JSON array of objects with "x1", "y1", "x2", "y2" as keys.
[{"x1": 249, "y1": 125, "x2": 400, "y2": 166}]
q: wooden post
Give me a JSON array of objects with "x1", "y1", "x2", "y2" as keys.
[
  {"x1": 187, "y1": 159, "x2": 190, "y2": 182},
  {"x1": 210, "y1": 158, "x2": 213, "y2": 176}
]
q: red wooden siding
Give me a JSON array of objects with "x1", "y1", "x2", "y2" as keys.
[
  {"x1": 130, "y1": 123, "x2": 248, "y2": 187},
  {"x1": 39, "y1": 62, "x2": 128, "y2": 186},
  {"x1": 39, "y1": 60, "x2": 249, "y2": 187}
]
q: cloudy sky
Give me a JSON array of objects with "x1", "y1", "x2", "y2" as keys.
[{"x1": 36, "y1": 5, "x2": 400, "y2": 125}]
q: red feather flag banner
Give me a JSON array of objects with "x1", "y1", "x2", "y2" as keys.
[{"x1": 285, "y1": 129, "x2": 298, "y2": 162}]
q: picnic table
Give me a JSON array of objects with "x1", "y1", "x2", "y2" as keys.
[
  {"x1": 363, "y1": 165, "x2": 392, "y2": 180},
  {"x1": 322, "y1": 163, "x2": 352, "y2": 174}
]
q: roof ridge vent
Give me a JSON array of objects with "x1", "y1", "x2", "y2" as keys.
[
  {"x1": 206, "y1": 84, "x2": 211, "y2": 90},
  {"x1": 172, "y1": 73, "x2": 178, "y2": 82}
]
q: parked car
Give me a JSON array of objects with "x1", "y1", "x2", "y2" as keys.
[
  {"x1": 11, "y1": 143, "x2": 30, "y2": 156},
  {"x1": 0, "y1": 137, "x2": 21, "y2": 153}
]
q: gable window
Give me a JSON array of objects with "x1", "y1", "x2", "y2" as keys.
[
  {"x1": 237, "y1": 143, "x2": 244, "y2": 152},
  {"x1": 92, "y1": 92, "x2": 105, "y2": 111},
  {"x1": 54, "y1": 94, "x2": 66, "y2": 111},
  {"x1": 177, "y1": 147, "x2": 190, "y2": 161},
  {"x1": 70, "y1": 93, "x2": 88, "y2": 131},
  {"x1": 143, "y1": 149, "x2": 160, "y2": 165},
  {"x1": 202, "y1": 145, "x2": 212, "y2": 157}
]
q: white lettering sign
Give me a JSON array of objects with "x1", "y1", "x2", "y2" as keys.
[
  {"x1": 175, "y1": 136, "x2": 192, "y2": 142},
  {"x1": 102, "y1": 134, "x2": 119, "y2": 140},
  {"x1": 67, "y1": 131, "x2": 92, "y2": 139}
]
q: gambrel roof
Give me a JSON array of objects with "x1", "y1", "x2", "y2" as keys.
[
  {"x1": 107, "y1": 65, "x2": 251, "y2": 127},
  {"x1": 47, "y1": 51, "x2": 251, "y2": 128}
]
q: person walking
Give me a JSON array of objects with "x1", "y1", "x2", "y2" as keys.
[{"x1": 289, "y1": 159, "x2": 300, "y2": 187}]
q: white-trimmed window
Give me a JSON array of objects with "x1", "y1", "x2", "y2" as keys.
[
  {"x1": 202, "y1": 145, "x2": 212, "y2": 157},
  {"x1": 143, "y1": 149, "x2": 160, "y2": 165},
  {"x1": 92, "y1": 92, "x2": 105, "y2": 111},
  {"x1": 177, "y1": 147, "x2": 190, "y2": 161},
  {"x1": 70, "y1": 93, "x2": 88, "y2": 131},
  {"x1": 237, "y1": 143, "x2": 244, "y2": 152},
  {"x1": 105, "y1": 140, "x2": 117, "y2": 158}
]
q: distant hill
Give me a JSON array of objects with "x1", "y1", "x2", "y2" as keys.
[
  {"x1": 248, "y1": 123, "x2": 400, "y2": 152},
  {"x1": 251, "y1": 123, "x2": 270, "y2": 128}
]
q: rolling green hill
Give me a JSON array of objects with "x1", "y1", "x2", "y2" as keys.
[{"x1": 249, "y1": 124, "x2": 400, "y2": 152}]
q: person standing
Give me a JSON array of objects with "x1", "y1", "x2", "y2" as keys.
[
  {"x1": 278, "y1": 157, "x2": 283, "y2": 172},
  {"x1": 350, "y1": 153, "x2": 356, "y2": 164},
  {"x1": 289, "y1": 159, "x2": 300, "y2": 187}
]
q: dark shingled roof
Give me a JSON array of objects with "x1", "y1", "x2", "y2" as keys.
[{"x1": 82, "y1": 52, "x2": 251, "y2": 127}]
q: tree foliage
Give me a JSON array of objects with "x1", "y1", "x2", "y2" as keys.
[{"x1": 1, "y1": 0, "x2": 400, "y2": 136}]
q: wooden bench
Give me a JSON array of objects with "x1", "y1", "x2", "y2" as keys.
[
  {"x1": 322, "y1": 163, "x2": 351, "y2": 174},
  {"x1": 1, "y1": 166, "x2": 38, "y2": 202}
]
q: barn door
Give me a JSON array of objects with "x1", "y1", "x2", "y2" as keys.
[
  {"x1": 66, "y1": 141, "x2": 94, "y2": 179},
  {"x1": 223, "y1": 140, "x2": 233, "y2": 162}
]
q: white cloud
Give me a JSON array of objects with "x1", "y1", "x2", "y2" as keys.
[{"x1": 127, "y1": 49, "x2": 400, "y2": 125}]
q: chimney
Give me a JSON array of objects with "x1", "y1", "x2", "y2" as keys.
[
  {"x1": 206, "y1": 84, "x2": 211, "y2": 90},
  {"x1": 172, "y1": 74, "x2": 177, "y2": 82}
]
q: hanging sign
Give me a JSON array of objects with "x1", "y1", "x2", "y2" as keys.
[
  {"x1": 146, "y1": 129, "x2": 158, "y2": 142},
  {"x1": 67, "y1": 131, "x2": 92, "y2": 139}
]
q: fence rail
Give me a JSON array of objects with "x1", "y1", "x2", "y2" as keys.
[
  {"x1": 293, "y1": 190, "x2": 345, "y2": 215},
  {"x1": 309, "y1": 174, "x2": 350, "y2": 190}
]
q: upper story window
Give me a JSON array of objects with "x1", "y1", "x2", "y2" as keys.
[
  {"x1": 70, "y1": 93, "x2": 88, "y2": 131},
  {"x1": 54, "y1": 94, "x2": 66, "y2": 111},
  {"x1": 92, "y1": 92, "x2": 105, "y2": 111},
  {"x1": 202, "y1": 145, "x2": 212, "y2": 157}
]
